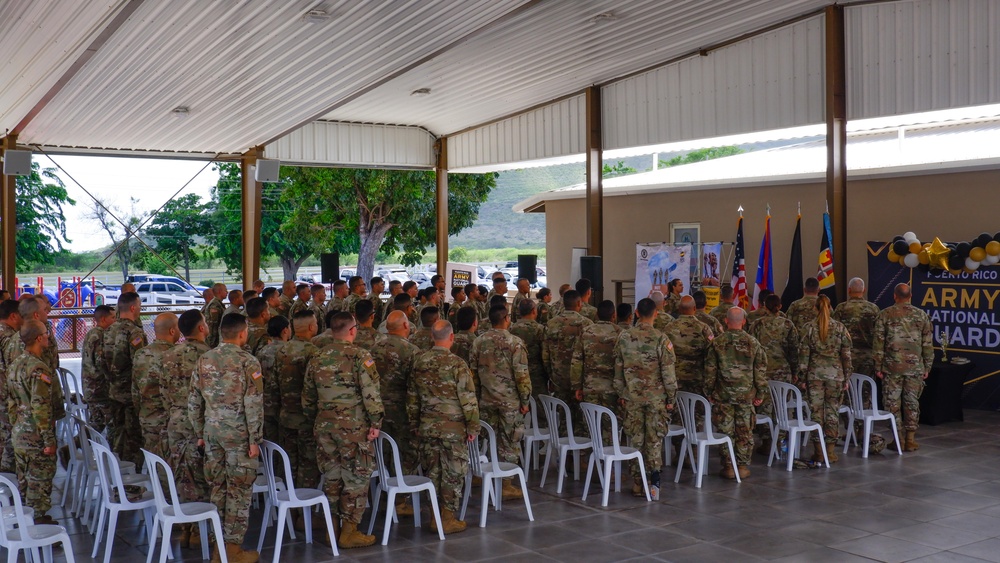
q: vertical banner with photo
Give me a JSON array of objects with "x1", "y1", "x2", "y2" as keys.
[
  {"x1": 701, "y1": 242, "x2": 724, "y2": 308},
  {"x1": 635, "y1": 243, "x2": 692, "y2": 304},
  {"x1": 444, "y1": 262, "x2": 477, "y2": 303}
]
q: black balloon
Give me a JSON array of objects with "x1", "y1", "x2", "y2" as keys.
[
  {"x1": 956, "y1": 242, "x2": 972, "y2": 258},
  {"x1": 978, "y1": 233, "x2": 992, "y2": 248},
  {"x1": 994, "y1": 232, "x2": 1000, "y2": 243},
  {"x1": 893, "y1": 235, "x2": 904, "y2": 243},
  {"x1": 948, "y1": 253, "x2": 965, "y2": 270},
  {"x1": 917, "y1": 263, "x2": 930, "y2": 273},
  {"x1": 892, "y1": 240, "x2": 909, "y2": 256}
]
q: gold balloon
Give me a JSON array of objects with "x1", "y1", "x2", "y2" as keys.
[
  {"x1": 950, "y1": 269, "x2": 963, "y2": 276},
  {"x1": 899, "y1": 255, "x2": 909, "y2": 266},
  {"x1": 887, "y1": 249, "x2": 899, "y2": 263},
  {"x1": 987, "y1": 241, "x2": 1000, "y2": 256},
  {"x1": 909, "y1": 242, "x2": 922, "y2": 254},
  {"x1": 926, "y1": 237, "x2": 951, "y2": 270},
  {"x1": 970, "y1": 247, "x2": 987, "y2": 262},
  {"x1": 918, "y1": 249, "x2": 930, "y2": 265}
]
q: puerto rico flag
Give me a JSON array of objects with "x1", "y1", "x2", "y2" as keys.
[
  {"x1": 753, "y1": 214, "x2": 773, "y2": 310},
  {"x1": 731, "y1": 216, "x2": 750, "y2": 310}
]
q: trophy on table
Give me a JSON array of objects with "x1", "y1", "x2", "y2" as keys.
[{"x1": 939, "y1": 330, "x2": 949, "y2": 363}]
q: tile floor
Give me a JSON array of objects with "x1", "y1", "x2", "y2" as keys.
[{"x1": 20, "y1": 410, "x2": 1000, "y2": 562}]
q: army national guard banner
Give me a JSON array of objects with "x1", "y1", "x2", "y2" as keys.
[
  {"x1": 636, "y1": 243, "x2": 691, "y2": 305},
  {"x1": 868, "y1": 241, "x2": 1000, "y2": 410}
]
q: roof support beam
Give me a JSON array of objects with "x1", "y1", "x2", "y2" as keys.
[
  {"x1": 1, "y1": 135, "x2": 18, "y2": 290},
  {"x1": 825, "y1": 5, "x2": 847, "y2": 304},
  {"x1": 435, "y1": 137, "x2": 449, "y2": 279},
  {"x1": 585, "y1": 86, "x2": 603, "y2": 301},
  {"x1": 241, "y1": 147, "x2": 263, "y2": 290}
]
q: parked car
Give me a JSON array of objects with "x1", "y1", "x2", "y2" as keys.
[
  {"x1": 134, "y1": 281, "x2": 203, "y2": 305},
  {"x1": 375, "y1": 268, "x2": 410, "y2": 284},
  {"x1": 127, "y1": 274, "x2": 207, "y2": 292},
  {"x1": 410, "y1": 271, "x2": 433, "y2": 290},
  {"x1": 340, "y1": 268, "x2": 356, "y2": 282},
  {"x1": 296, "y1": 273, "x2": 323, "y2": 284}
]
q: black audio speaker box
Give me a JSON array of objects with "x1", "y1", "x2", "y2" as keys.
[
  {"x1": 320, "y1": 253, "x2": 340, "y2": 284},
  {"x1": 518, "y1": 254, "x2": 538, "y2": 284},
  {"x1": 580, "y1": 255, "x2": 603, "y2": 291}
]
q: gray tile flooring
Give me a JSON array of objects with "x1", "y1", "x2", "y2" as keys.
[{"x1": 22, "y1": 409, "x2": 1000, "y2": 562}]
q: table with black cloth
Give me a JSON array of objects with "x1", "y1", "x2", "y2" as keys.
[{"x1": 919, "y1": 358, "x2": 974, "y2": 425}]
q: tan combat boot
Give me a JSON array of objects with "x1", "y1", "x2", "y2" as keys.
[
  {"x1": 501, "y1": 479, "x2": 523, "y2": 500},
  {"x1": 188, "y1": 524, "x2": 202, "y2": 549},
  {"x1": 314, "y1": 517, "x2": 339, "y2": 548},
  {"x1": 719, "y1": 458, "x2": 736, "y2": 479},
  {"x1": 826, "y1": 442, "x2": 839, "y2": 463},
  {"x1": 737, "y1": 465, "x2": 751, "y2": 479},
  {"x1": 211, "y1": 542, "x2": 259, "y2": 563},
  {"x1": 811, "y1": 443, "x2": 825, "y2": 463},
  {"x1": 178, "y1": 525, "x2": 191, "y2": 549},
  {"x1": 431, "y1": 508, "x2": 467, "y2": 534},
  {"x1": 338, "y1": 521, "x2": 376, "y2": 549},
  {"x1": 904, "y1": 431, "x2": 919, "y2": 452},
  {"x1": 395, "y1": 498, "x2": 414, "y2": 516},
  {"x1": 631, "y1": 482, "x2": 645, "y2": 497}
]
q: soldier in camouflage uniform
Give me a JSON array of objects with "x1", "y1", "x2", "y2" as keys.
[
  {"x1": 542, "y1": 290, "x2": 593, "y2": 428},
  {"x1": 833, "y1": 277, "x2": 880, "y2": 378},
  {"x1": 161, "y1": 310, "x2": 212, "y2": 548},
  {"x1": 352, "y1": 299, "x2": 383, "y2": 351},
  {"x1": 469, "y1": 305, "x2": 531, "y2": 499},
  {"x1": 694, "y1": 290, "x2": 724, "y2": 337},
  {"x1": 205, "y1": 283, "x2": 227, "y2": 348},
  {"x1": 786, "y1": 277, "x2": 821, "y2": 332},
  {"x1": 223, "y1": 289, "x2": 245, "y2": 317},
  {"x1": 548, "y1": 284, "x2": 571, "y2": 320},
  {"x1": 409, "y1": 306, "x2": 438, "y2": 350},
  {"x1": 664, "y1": 296, "x2": 714, "y2": 396},
  {"x1": 277, "y1": 310, "x2": 320, "y2": 493},
  {"x1": 326, "y1": 280, "x2": 349, "y2": 315},
  {"x1": 312, "y1": 310, "x2": 339, "y2": 350},
  {"x1": 650, "y1": 291, "x2": 675, "y2": 333},
  {"x1": 747, "y1": 294, "x2": 799, "y2": 453},
  {"x1": 509, "y1": 279, "x2": 531, "y2": 323},
  {"x1": 665, "y1": 278, "x2": 684, "y2": 317},
  {"x1": 0, "y1": 299, "x2": 24, "y2": 472},
  {"x1": 446, "y1": 287, "x2": 465, "y2": 329},
  {"x1": 873, "y1": 283, "x2": 933, "y2": 452},
  {"x1": 278, "y1": 280, "x2": 296, "y2": 318},
  {"x1": 485, "y1": 275, "x2": 508, "y2": 308},
  {"x1": 368, "y1": 277, "x2": 386, "y2": 323},
  {"x1": 344, "y1": 276, "x2": 366, "y2": 314},
  {"x1": 104, "y1": 292, "x2": 147, "y2": 466},
  {"x1": 799, "y1": 295, "x2": 852, "y2": 463},
  {"x1": 510, "y1": 299, "x2": 547, "y2": 401},
  {"x1": 262, "y1": 287, "x2": 282, "y2": 320},
  {"x1": 407, "y1": 320, "x2": 479, "y2": 534},
  {"x1": 616, "y1": 302, "x2": 634, "y2": 330},
  {"x1": 303, "y1": 311, "x2": 383, "y2": 549},
  {"x1": 614, "y1": 298, "x2": 677, "y2": 499},
  {"x1": 309, "y1": 284, "x2": 327, "y2": 332},
  {"x1": 288, "y1": 283, "x2": 311, "y2": 320},
  {"x1": 746, "y1": 289, "x2": 774, "y2": 326},
  {"x1": 709, "y1": 285, "x2": 736, "y2": 328},
  {"x1": 243, "y1": 297, "x2": 272, "y2": 356},
  {"x1": 7, "y1": 320, "x2": 58, "y2": 524},
  {"x1": 571, "y1": 300, "x2": 622, "y2": 421},
  {"x1": 379, "y1": 293, "x2": 416, "y2": 337},
  {"x1": 256, "y1": 316, "x2": 290, "y2": 443},
  {"x1": 704, "y1": 308, "x2": 767, "y2": 479},
  {"x1": 452, "y1": 307, "x2": 478, "y2": 385},
  {"x1": 536, "y1": 287, "x2": 553, "y2": 326},
  {"x1": 132, "y1": 313, "x2": 179, "y2": 460},
  {"x1": 415, "y1": 289, "x2": 441, "y2": 329},
  {"x1": 380, "y1": 280, "x2": 403, "y2": 323},
  {"x1": 460, "y1": 283, "x2": 486, "y2": 328},
  {"x1": 576, "y1": 279, "x2": 598, "y2": 322},
  {"x1": 81, "y1": 306, "x2": 114, "y2": 432},
  {"x1": 188, "y1": 313, "x2": 263, "y2": 563}
]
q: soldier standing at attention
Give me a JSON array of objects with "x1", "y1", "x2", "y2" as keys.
[
  {"x1": 352, "y1": 299, "x2": 383, "y2": 351},
  {"x1": 535, "y1": 288, "x2": 553, "y2": 325},
  {"x1": 576, "y1": 279, "x2": 598, "y2": 322},
  {"x1": 132, "y1": 313, "x2": 180, "y2": 460},
  {"x1": 344, "y1": 276, "x2": 366, "y2": 313},
  {"x1": 747, "y1": 294, "x2": 798, "y2": 454},
  {"x1": 709, "y1": 285, "x2": 736, "y2": 328},
  {"x1": 409, "y1": 307, "x2": 438, "y2": 351},
  {"x1": 833, "y1": 277, "x2": 880, "y2": 378},
  {"x1": 694, "y1": 290, "x2": 724, "y2": 337},
  {"x1": 416, "y1": 289, "x2": 442, "y2": 329},
  {"x1": 452, "y1": 307, "x2": 479, "y2": 369},
  {"x1": 469, "y1": 305, "x2": 531, "y2": 500},
  {"x1": 447, "y1": 287, "x2": 466, "y2": 328},
  {"x1": 510, "y1": 299, "x2": 547, "y2": 401},
  {"x1": 0, "y1": 299, "x2": 25, "y2": 471},
  {"x1": 205, "y1": 283, "x2": 227, "y2": 348},
  {"x1": 243, "y1": 297, "x2": 272, "y2": 356},
  {"x1": 368, "y1": 277, "x2": 386, "y2": 323},
  {"x1": 288, "y1": 283, "x2": 311, "y2": 319},
  {"x1": 256, "y1": 316, "x2": 290, "y2": 443},
  {"x1": 873, "y1": 283, "x2": 933, "y2": 452},
  {"x1": 664, "y1": 296, "x2": 714, "y2": 397},
  {"x1": 278, "y1": 280, "x2": 296, "y2": 318},
  {"x1": 510, "y1": 278, "x2": 531, "y2": 323},
  {"x1": 161, "y1": 310, "x2": 212, "y2": 549},
  {"x1": 105, "y1": 292, "x2": 147, "y2": 466},
  {"x1": 305, "y1": 284, "x2": 326, "y2": 333},
  {"x1": 649, "y1": 291, "x2": 674, "y2": 332},
  {"x1": 188, "y1": 313, "x2": 263, "y2": 563},
  {"x1": 542, "y1": 290, "x2": 593, "y2": 424},
  {"x1": 200, "y1": 289, "x2": 214, "y2": 315},
  {"x1": 276, "y1": 310, "x2": 320, "y2": 494},
  {"x1": 745, "y1": 289, "x2": 774, "y2": 326},
  {"x1": 787, "y1": 277, "x2": 821, "y2": 332},
  {"x1": 616, "y1": 303, "x2": 634, "y2": 330},
  {"x1": 704, "y1": 308, "x2": 767, "y2": 480},
  {"x1": 614, "y1": 298, "x2": 676, "y2": 500},
  {"x1": 407, "y1": 320, "x2": 479, "y2": 534},
  {"x1": 312, "y1": 310, "x2": 339, "y2": 350},
  {"x1": 7, "y1": 320, "x2": 58, "y2": 524},
  {"x1": 485, "y1": 274, "x2": 507, "y2": 305},
  {"x1": 380, "y1": 280, "x2": 403, "y2": 322},
  {"x1": 571, "y1": 300, "x2": 622, "y2": 417},
  {"x1": 223, "y1": 289, "x2": 245, "y2": 317},
  {"x1": 262, "y1": 287, "x2": 282, "y2": 320},
  {"x1": 665, "y1": 278, "x2": 684, "y2": 317},
  {"x1": 302, "y1": 311, "x2": 383, "y2": 549},
  {"x1": 549, "y1": 284, "x2": 571, "y2": 319},
  {"x1": 799, "y1": 295, "x2": 852, "y2": 463}
]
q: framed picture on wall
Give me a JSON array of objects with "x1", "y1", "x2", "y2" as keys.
[{"x1": 670, "y1": 222, "x2": 701, "y2": 288}]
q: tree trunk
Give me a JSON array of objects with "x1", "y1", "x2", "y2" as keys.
[
  {"x1": 280, "y1": 254, "x2": 310, "y2": 281},
  {"x1": 357, "y1": 222, "x2": 392, "y2": 282},
  {"x1": 182, "y1": 243, "x2": 191, "y2": 281}
]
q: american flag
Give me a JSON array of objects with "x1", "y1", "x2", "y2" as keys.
[{"x1": 732, "y1": 216, "x2": 750, "y2": 310}]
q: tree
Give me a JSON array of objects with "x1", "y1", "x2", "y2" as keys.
[
  {"x1": 86, "y1": 196, "x2": 145, "y2": 280},
  {"x1": 13, "y1": 162, "x2": 75, "y2": 269},
  {"x1": 660, "y1": 146, "x2": 745, "y2": 168},
  {"x1": 602, "y1": 161, "x2": 637, "y2": 178},
  {"x1": 144, "y1": 193, "x2": 212, "y2": 280}
]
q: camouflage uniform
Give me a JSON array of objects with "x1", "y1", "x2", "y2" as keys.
[
  {"x1": 408, "y1": 327, "x2": 434, "y2": 351},
  {"x1": 696, "y1": 311, "x2": 724, "y2": 337},
  {"x1": 549, "y1": 300, "x2": 564, "y2": 319},
  {"x1": 542, "y1": 310, "x2": 593, "y2": 421},
  {"x1": 709, "y1": 302, "x2": 735, "y2": 328},
  {"x1": 368, "y1": 295, "x2": 385, "y2": 325},
  {"x1": 188, "y1": 343, "x2": 263, "y2": 545},
  {"x1": 104, "y1": 318, "x2": 147, "y2": 466},
  {"x1": 223, "y1": 304, "x2": 245, "y2": 317},
  {"x1": 833, "y1": 297, "x2": 880, "y2": 377},
  {"x1": 311, "y1": 331, "x2": 336, "y2": 351},
  {"x1": 745, "y1": 306, "x2": 769, "y2": 327},
  {"x1": 407, "y1": 347, "x2": 479, "y2": 513},
  {"x1": 308, "y1": 302, "x2": 326, "y2": 333},
  {"x1": 663, "y1": 316, "x2": 714, "y2": 396},
  {"x1": 510, "y1": 292, "x2": 530, "y2": 323},
  {"x1": 40, "y1": 321, "x2": 60, "y2": 374},
  {"x1": 325, "y1": 296, "x2": 347, "y2": 315},
  {"x1": 536, "y1": 302, "x2": 552, "y2": 326},
  {"x1": 267, "y1": 305, "x2": 281, "y2": 320},
  {"x1": 580, "y1": 302, "x2": 598, "y2": 322},
  {"x1": 799, "y1": 319, "x2": 852, "y2": 445},
  {"x1": 276, "y1": 337, "x2": 320, "y2": 487},
  {"x1": 254, "y1": 340, "x2": 283, "y2": 442},
  {"x1": 277, "y1": 294, "x2": 294, "y2": 318},
  {"x1": 872, "y1": 302, "x2": 933, "y2": 432},
  {"x1": 345, "y1": 294, "x2": 363, "y2": 314},
  {"x1": 614, "y1": 323, "x2": 677, "y2": 483},
  {"x1": 570, "y1": 321, "x2": 622, "y2": 416},
  {"x1": 132, "y1": 339, "x2": 173, "y2": 459},
  {"x1": 162, "y1": 339, "x2": 211, "y2": 502},
  {"x1": 704, "y1": 330, "x2": 767, "y2": 467},
  {"x1": 245, "y1": 321, "x2": 271, "y2": 356},
  {"x1": 80, "y1": 324, "x2": 111, "y2": 431},
  {"x1": 288, "y1": 298, "x2": 309, "y2": 320},
  {"x1": 665, "y1": 293, "x2": 681, "y2": 317},
  {"x1": 0, "y1": 324, "x2": 21, "y2": 471},
  {"x1": 786, "y1": 295, "x2": 819, "y2": 333},
  {"x1": 747, "y1": 312, "x2": 799, "y2": 433},
  {"x1": 204, "y1": 297, "x2": 225, "y2": 348},
  {"x1": 469, "y1": 329, "x2": 531, "y2": 464},
  {"x1": 370, "y1": 334, "x2": 420, "y2": 473},
  {"x1": 510, "y1": 319, "x2": 547, "y2": 400},
  {"x1": 7, "y1": 352, "x2": 57, "y2": 516},
  {"x1": 653, "y1": 312, "x2": 674, "y2": 334},
  {"x1": 303, "y1": 340, "x2": 383, "y2": 524},
  {"x1": 353, "y1": 326, "x2": 382, "y2": 351}
]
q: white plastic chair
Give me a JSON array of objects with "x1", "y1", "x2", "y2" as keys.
[
  {"x1": 367, "y1": 432, "x2": 444, "y2": 546},
  {"x1": 673, "y1": 391, "x2": 740, "y2": 488},
  {"x1": 520, "y1": 396, "x2": 550, "y2": 470},
  {"x1": 256, "y1": 440, "x2": 338, "y2": 561},
  {"x1": 80, "y1": 422, "x2": 146, "y2": 530},
  {"x1": 767, "y1": 381, "x2": 830, "y2": 471},
  {"x1": 59, "y1": 416, "x2": 86, "y2": 511},
  {"x1": 460, "y1": 421, "x2": 533, "y2": 526},
  {"x1": 90, "y1": 440, "x2": 156, "y2": 563},
  {"x1": 0, "y1": 473, "x2": 75, "y2": 563},
  {"x1": 538, "y1": 394, "x2": 593, "y2": 493},
  {"x1": 580, "y1": 403, "x2": 650, "y2": 506},
  {"x1": 142, "y1": 448, "x2": 227, "y2": 563},
  {"x1": 663, "y1": 423, "x2": 686, "y2": 467},
  {"x1": 843, "y1": 373, "x2": 903, "y2": 458},
  {"x1": 0, "y1": 473, "x2": 34, "y2": 542}
]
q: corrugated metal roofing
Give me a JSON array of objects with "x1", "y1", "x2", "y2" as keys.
[{"x1": 268, "y1": 121, "x2": 435, "y2": 168}]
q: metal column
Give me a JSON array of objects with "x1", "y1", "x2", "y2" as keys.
[
  {"x1": 435, "y1": 137, "x2": 449, "y2": 278},
  {"x1": 585, "y1": 86, "x2": 603, "y2": 301},
  {"x1": 826, "y1": 5, "x2": 848, "y2": 304},
  {"x1": 0, "y1": 135, "x2": 18, "y2": 290},
  {"x1": 241, "y1": 147, "x2": 263, "y2": 290}
]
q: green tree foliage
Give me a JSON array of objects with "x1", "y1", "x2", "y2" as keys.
[
  {"x1": 660, "y1": 146, "x2": 745, "y2": 168},
  {"x1": 144, "y1": 193, "x2": 212, "y2": 280},
  {"x1": 14, "y1": 162, "x2": 75, "y2": 269},
  {"x1": 601, "y1": 161, "x2": 637, "y2": 178}
]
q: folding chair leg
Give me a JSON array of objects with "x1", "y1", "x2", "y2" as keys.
[
  {"x1": 817, "y1": 429, "x2": 830, "y2": 468},
  {"x1": 695, "y1": 443, "x2": 707, "y2": 489},
  {"x1": 556, "y1": 449, "x2": 568, "y2": 493},
  {"x1": 581, "y1": 454, "x2": 595, "y2": 501},
  {"x1": 890, "y1": 418, "x2": 903, "y2": 455},
  {"x1": 210, "y1": 514, "x2": 227, "y2": 563},
  {"x1": 519, "y1": 473, "x2": 533, "y2": 521},
  {"x1": 428, "y1": 491, "x2": 445, "y2": 541},
  {"x1": 862, "y1": 419, "x2": 872, "y2": 459},
  {"x1": 92, "y1": 505, "x2": 107, "y2": 559},
  {"x1": 728, "y1": 442, "x2": 741, "y2": 484},
  {"x1": 257, "y1": 499, "x2": 271, "y2": 554},
  {"x1": 199, "y1": 520, "x2": 210, "y2": 561},
  {"x1": 319, "y1": 502, "x2": 340, "y2": 557},
  {"x1": 673, "y1": 438, "x2": 688, "y2": 483},
  {"x1": 459, "y1": 472, "x2": 472, "y2": 521},
  {"x1": 366, "y1": 484, "x2": 382, "y2": 536},
  {"x1": 539, "y1": 442, "x2": 554, "y2": 488},
  {"x1": 480, "y1": 478, "x2": 490, "y2": 528},
  {"x1": 601, "y1": 460, "x2": 613, "y2": 507},
  {"x1": 786, "y1": 432, "x2": 797, "y2": 472},
  {"x1": 273, "y1": 507, "x2": 288, "y2": 560}
]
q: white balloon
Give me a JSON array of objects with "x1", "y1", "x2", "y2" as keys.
[
  {"x1": 903, "y1": 231, "x2": 918, "y2": 243},
  {"x1": 986, "y1": 254, "x2": 1000, "y2": 265},
  {"x1": 903, "y1": 253, "x2": 920, "y2": 268},
  {"x1": 966, "y1": 257, "x2": 981, "y2": 271}
]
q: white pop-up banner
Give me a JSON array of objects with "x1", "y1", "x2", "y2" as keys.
[{"x1": 635, "y1": 243, "x2": 692, "y2": 304}]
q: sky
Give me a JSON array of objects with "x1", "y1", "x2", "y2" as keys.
[{"x1": 38, "y1": 154, "x2": 220, "y2": 252}]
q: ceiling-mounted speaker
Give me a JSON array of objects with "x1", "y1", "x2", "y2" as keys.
[
  {"x1": 254, "y1": 159, "x2": 280, "y2": 183},
  {"x1": 3, "y1": 150, "x2": 32, "y2": 176}
]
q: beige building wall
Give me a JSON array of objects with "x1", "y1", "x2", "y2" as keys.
[{"x1": 542, "y1": 167, "x2": 1000, "y2": 297}]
